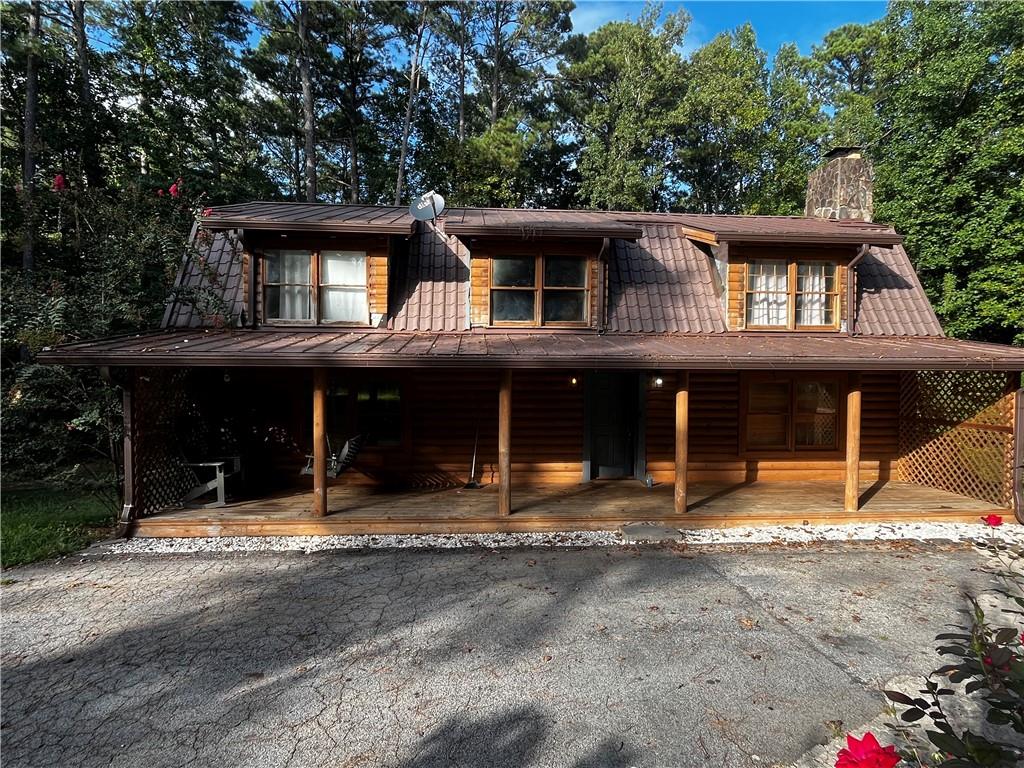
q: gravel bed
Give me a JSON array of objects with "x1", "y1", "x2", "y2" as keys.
[{"x1": 103, "y1": 520, "x2": 1022, "y2": 555}]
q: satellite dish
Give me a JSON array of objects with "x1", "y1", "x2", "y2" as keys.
[{"x1": 410, "y1": 190, "x2": 445, "y2": 222}]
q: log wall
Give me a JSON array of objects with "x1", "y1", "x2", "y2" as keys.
[
  {"x1": 645, "y1": 370, "x2": 899, "y2": 483},
  {"x1": 725, "y1": 244, "x2": 853, "y2": 331},
  {"x1": 194, "y1": 368, "x2": 900, "y2": 493}
]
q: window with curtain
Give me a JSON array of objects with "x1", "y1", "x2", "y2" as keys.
[
  {"x1": 490, "y1": 253, "x2": 589, "y2": 325},
  {"x1": 263, "y1": 249, "x2": 368, "y2": 324},
  {"x1": 744, "y1": 259, "x2": 839, "y2": 329},
  {"x1": 744, "y1": 374, "x2": 840, "y2": 452},
  {"x1": 320, "y1": 250, "x2": 368, "y2": 323},
  {"x1": 745, "y1": 260, "x2": 789, "y2": 327},
  {"x1": 796, "y1": 262, "x2": 836, "y2": 327}
]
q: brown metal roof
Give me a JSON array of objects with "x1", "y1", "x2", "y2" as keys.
[
  {"x1": 677, "y1": 214, "x2": 902, "y2": 245},
  {"x1": 38, "y1": 329, "x2": 1024, "y2": 371},
  {"x1": 443, "y1": 208, "x2": 644, "y2": 239},
  {"x1": 166, "y1": 215, "x2": 944, "y2": 338},
  {"x1": 855, "y1": 245, "x2": 944, "y2": 337},
  {"x1": 607, "y1": 225, "x2": 727, "y2": 333},
  {"x1": 162, "y1": 227, "x2": 246, "y2": 328},
  {"x1": 199, "y1": 202, "x2": 415, "y2": 234},
  {"x1": 197, "y1": 201, "x2": 902, "y2": 244},
  {"x1": 391, "y1": 226, "x2": 469, "y2": 332}
]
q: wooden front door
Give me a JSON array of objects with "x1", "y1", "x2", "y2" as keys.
[{"x1": 589, "y1": 372, "x2": 638, "y2": 479}]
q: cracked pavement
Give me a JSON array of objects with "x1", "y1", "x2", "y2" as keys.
[{"x1": 0, "y1": 541, "x2": 997, "y2": 767}]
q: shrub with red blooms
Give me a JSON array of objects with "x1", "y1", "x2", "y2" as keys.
[
  {"x1": 883, "y1": 533, "x2": 1023, "y2": 766},
  {"x1": 836, "y1": 732, "x2": 901, "y2": 768}
]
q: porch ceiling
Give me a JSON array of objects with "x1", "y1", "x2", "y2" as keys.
[{"x1": 38, "y1": 328, "x2": 1024, "y2": 370}]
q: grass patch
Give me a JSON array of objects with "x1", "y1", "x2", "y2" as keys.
[{"x1": 1, "y1": 488, "x2": 118, "y2": 568}]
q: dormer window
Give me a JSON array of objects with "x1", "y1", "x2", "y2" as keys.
[
  {"x1": 490, "y1": 252, "x2": 589, "y2": 326},
  {"x1": 745, "y1": 259, "x2": 838, "y2": 330},
  {"x1": 263, "y1": 249, "x2": 368, "y2": 324}
]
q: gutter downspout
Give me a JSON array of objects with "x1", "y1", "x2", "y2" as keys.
[
  {"x1": 846, "y1": 243, "x2": 870, "y2": 335},
  {"x1": 597, "y1": 237, "x2": 610, "y2": 332}
]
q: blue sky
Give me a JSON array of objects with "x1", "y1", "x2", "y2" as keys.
[{"x1": 570, "y1": 1, "x2": 887, "y2": 57}]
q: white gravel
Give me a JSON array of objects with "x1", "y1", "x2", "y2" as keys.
[{"x1": 104, "y1": 520, "x2": 1023, "y2": 555}]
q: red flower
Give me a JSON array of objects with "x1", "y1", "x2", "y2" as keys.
[
  {"x1": 169, "y1": 181, "x2": 180, "y2": 198},
  {"x1": 157, "y1": 188, "x2": 165, "y2": 197},
  {"x1": 836, "y1": 732, "x2": 900, "y2": 768},
  {"x1": 52, "y1": 173, "x2": 66, "y2": 191},
  {"x1": 982, "y1": 514, "x2": 1003, "y2": 527},
  {"x1": 201, "y1": 207, "x2": 213, "y2": 216}
]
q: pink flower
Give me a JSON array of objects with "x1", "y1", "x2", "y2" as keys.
[
  {"x1": 835, "y1": 732, "x2": 900, "y2": 768},
  {"x1": 982, "y1": 514, "x2": 1003, "y2": 527},
  {"x1": 169, "y1": 181, "x2": 180, "y2": 198},
  {"x1": 157, "y1": 188, "x2": 165, "y2": 197},
  {"x1": 201, "y1": 207, "x2": 213, "y2": 217},
  {"x1": 52, "y1": 173, "x2": 66, "y2": 191}
]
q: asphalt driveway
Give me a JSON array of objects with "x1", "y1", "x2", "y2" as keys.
[{"x1": 0, "y1": 541, "x2": 995, "y2": 767}]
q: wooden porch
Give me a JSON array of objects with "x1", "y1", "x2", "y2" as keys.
[{"x1": 128, "y1": 479, "x2": 1008, "y2": 538}]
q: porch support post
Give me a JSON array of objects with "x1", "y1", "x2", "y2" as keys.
[
  {"x1": 674, "y1": 371, "x2": 689, "y2": 514},
  {"x1": 498, "y1": 369, "x2": 512, "y2": 516},
  {"x1": 312, "y1": 368, "x2": 328, "y2": 518},
  {"x1": 845, "y1": 372, "x2": 862, "y2": 514},
  {"x1": 120, "y1": 382, "x2": 137, "y2": 528},
  {"x1": 1011, "y1": 374, "x2": 1023, "y2": 523}
]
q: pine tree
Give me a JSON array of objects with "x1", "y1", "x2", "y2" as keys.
[{"x1": 560, "y1": 7, "x2": 688, "y2": 211}]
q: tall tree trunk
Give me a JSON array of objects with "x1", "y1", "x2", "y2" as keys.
[
  {"x1": 293, "y1": 136, "x2": 302, "y2": 200},
  {"x1": 298, "y1": 2, "x2": 316, "y2": 202},
  {"x1": 394, "y1": 5, "x2": 428, "y2": 205},
  {"x1": 458, "y1": 33, "x2": 467, "y2": 144},
  {"x1": 72, "y1": 0, "x2": 90, "y2": 122},
  {"x1": 22, "y1": 0, "x2": 40, "y2": 273},
  {"x1": 345, "y1": 64, "x2": 360, "y2": 203},
  {"x1": 71, "y1": 0, "x2": 101, "y2": 186},
  {"x1": 489, "y1": 9, "x2": 501, "y2": 129},
  {"x1": 347, "y1": 131, "x2": 359, "y2": 203}
]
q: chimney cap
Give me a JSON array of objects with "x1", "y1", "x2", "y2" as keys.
[{"x1": 824, "y1": 146, "x2": 864, "y2": 160}]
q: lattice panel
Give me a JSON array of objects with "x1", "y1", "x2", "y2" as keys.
[
  {"x1": 132, "y1": 368, "x2": 197, "y2": 518},
  {"x1": 897, "y1": 371, "x2": 1014, "y2": 507}
]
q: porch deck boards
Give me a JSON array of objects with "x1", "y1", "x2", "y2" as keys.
[{"x1": 129, "y1": 480, "x2": 1009, "y2": 537}]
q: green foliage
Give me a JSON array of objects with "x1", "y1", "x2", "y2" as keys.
[
  {"x1": 0, "y1": 489, "x2": 117, "y2": 568},
  {"x1": 873, "y1": 1, "x2": 1024, "y2": 345},
  {"x1": 811, "y1": 21, "x2": 884, "y2": 147},
  {"x1": 457, "y1": 117, "x2": 539, "y2": 207},
  {"x1": 1, "y1": 182, "x2": 209, "y2": 490},
  {"x1": 560, "y1": 6, "x2": 688, "y2": 211},
  {"x1": 748, "y1": 43, "x2": 827, "y2": 214},
  {"x1": 675, "y1": 24, "x2": 773, "y2": 213}
]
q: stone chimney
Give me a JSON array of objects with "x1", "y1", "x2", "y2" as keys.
[{"x1": 804, "y1": 146, "x2": 874, "y2": 222}]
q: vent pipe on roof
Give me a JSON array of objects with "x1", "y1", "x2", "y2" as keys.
[{"x1": 805, "y1": 147, "x2": 874, "y2": 222}]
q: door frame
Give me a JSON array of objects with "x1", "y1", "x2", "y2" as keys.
[{"x1": 581, "y1": 371, "x2": 646, "y2": 482}]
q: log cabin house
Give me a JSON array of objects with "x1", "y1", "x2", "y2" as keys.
[{"x1": 40, "y1": 150, "x2": 1024, "y2": 537}]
